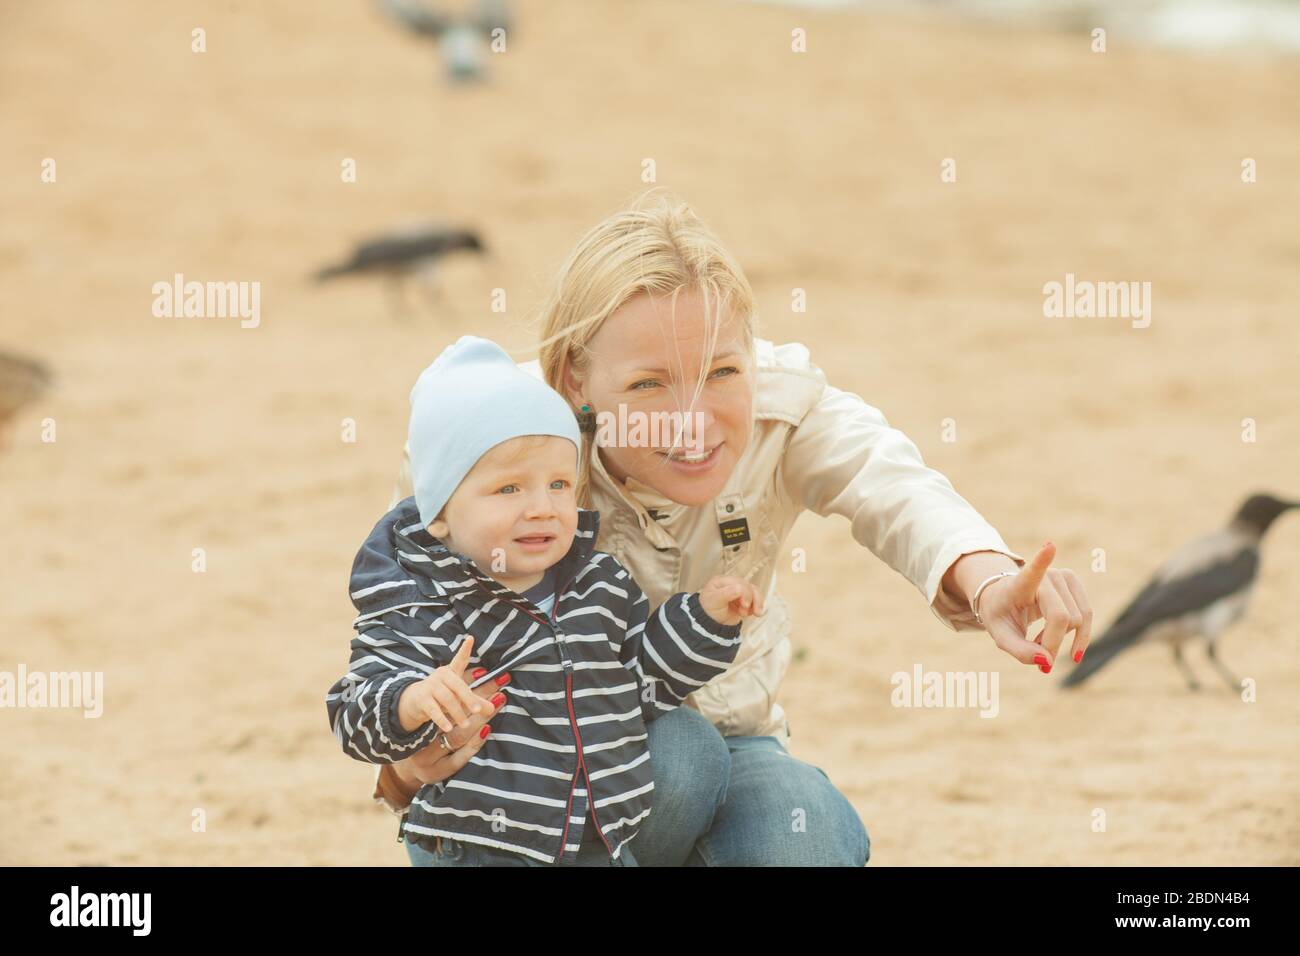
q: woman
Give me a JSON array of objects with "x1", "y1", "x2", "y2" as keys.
[{"x1": 368, "y1": 189, "x2": 1093, "y2": 866}]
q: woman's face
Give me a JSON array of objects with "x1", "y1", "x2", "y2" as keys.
[{"x1": 568, "y1": 288, "x2": 754, "y2": 507}]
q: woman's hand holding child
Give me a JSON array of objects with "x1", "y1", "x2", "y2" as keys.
[{"x1": 396, "y1": 637, "x2": 491, "y2": 734}]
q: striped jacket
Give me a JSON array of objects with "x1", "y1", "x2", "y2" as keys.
[{"x1": 326, "y1": 497, "x2": 743, "y2": 864}]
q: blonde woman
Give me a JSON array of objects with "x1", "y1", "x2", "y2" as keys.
[{"x1": 368, "y1": 190, "x2": 1093, "y2": 866}]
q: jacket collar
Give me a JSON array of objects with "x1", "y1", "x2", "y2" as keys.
[
  {"x1": 392, "y1": 498, "x2": 602, "y2": 612},
  {"x1": 589, "y1": 444, "x2": 659, "y2": 526}
]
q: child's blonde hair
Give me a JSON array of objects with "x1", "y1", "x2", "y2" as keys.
[{"x1": 527, "y1": 188, "x2": 758, "y2": 508}]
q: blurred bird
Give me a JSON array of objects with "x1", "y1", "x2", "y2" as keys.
[
  {"x1": 314, "y1": 225, "x2": 486, "y2": 320},
  {"x1": 1062, "y1": 493, "x2": 1299, "y2": 691},
  {"x1": 0, "y1": 350, "x2": 52, "y2": 449},
  {"x1": 375, "y1": 0, "x2": 513, "y2": 82}
]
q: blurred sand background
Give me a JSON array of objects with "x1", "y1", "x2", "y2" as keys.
[{"x1": 1, "y1": 0, "x2": 1297, "y2": 865}]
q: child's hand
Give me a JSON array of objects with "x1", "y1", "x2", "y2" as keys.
[
  {"x1": 396, "y1": 636, "x2": 490, "y2": 734},
  {"x1": 698, "y1": 575, "x2": 766, "y2": 627}
]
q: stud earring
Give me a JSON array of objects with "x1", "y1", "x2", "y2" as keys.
[{"x1": 576, "y1": 403, "x2": 597, "y2": 435}]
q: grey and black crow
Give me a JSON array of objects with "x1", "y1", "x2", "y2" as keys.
[
  {"x1": 314, "y1": 225, "x2": 485, "y2": 319},
  {"x1": 375, "y1": 0, "x2": 512, "y2": 82},
  {"x1": 1061, "y1": 493, "x2": 1299, "y2": 690}
]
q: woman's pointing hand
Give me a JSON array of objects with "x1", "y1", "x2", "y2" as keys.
[{"x1": 976, "y1": 541, "x2": 1093, "y2": 672}]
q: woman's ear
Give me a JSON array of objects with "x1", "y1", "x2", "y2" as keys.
[{"x1": 561, "y1": 362, "x2": 585, "y2": 407}]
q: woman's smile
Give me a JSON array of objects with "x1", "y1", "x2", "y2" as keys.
[{"x1": 657, "y1": 441, "x2": 723, "y2": 473}]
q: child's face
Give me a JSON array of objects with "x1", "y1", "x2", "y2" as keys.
[{"x1": 427, "y1": 435, "x2": 579, "y2": 591}]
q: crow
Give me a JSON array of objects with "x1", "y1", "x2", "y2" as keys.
[
  {"x1": 1061, "y1": 493, "x2": 1298, "y2": 691},
  {"x1": 314, "y1": 225, "x2": 486, "y2": 320}
]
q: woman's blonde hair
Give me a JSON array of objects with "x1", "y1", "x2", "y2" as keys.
[{"x1": 527, "y1": 188, "x2": 757, "y2": 508}]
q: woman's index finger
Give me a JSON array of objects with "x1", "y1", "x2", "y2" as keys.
[{"x1": 1011, "y1": 541, "x2": 1056, "y2": 602}]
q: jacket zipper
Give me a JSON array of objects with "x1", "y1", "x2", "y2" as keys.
[
  {"x1": 431, "y1": 524, "x2": 616, "y2": 863},
  {"x1": 482, "y1": 568, "x2": 615, "y2": 862},
  {"x1": 549, "y1": 595, "x2": 615, "y2": 860}
]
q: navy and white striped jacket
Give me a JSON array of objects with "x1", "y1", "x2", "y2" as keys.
[{"x1": 327, "y1": 497, "x2": 743, "y2": 864}]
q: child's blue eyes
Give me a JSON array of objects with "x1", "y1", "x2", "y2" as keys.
[{"x1": 497, "y1": 481, "x2": 570, "y2": 494}]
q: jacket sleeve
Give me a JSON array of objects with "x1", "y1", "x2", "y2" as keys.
[
  {"x1": 612, "y1": 565, "x2": 743, "y2": 722},
  {"x1": 327, "y1": 503, "x2": 461, "y2": 764},
  {"x1": 326, "y1": 611, "x2": 452, "y2": 764},
  {"x1": 777, "y1": 377, "x2": 1025, "y2": 633}
]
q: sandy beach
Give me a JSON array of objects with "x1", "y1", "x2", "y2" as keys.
[{"x1": 1, "y1": 0, "x2": 1297, "y2": 865}]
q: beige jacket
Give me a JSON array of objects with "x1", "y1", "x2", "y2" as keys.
[{"x1": 378, "y1": 337, "x2": 1023, "y2": 761}]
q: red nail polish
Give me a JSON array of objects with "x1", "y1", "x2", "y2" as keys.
[
  {"x1": 491, "y1": 692, "x2": 506, "y2": 708},
  {"x1": 479, "y1": 725, "x2": 491, "y2": 739},
  {"x1": 1073, "y1": 650, "x2": 1083, "y2": 664},
  {"x1": 1033, "y1": 654, "x2": 1048, "y2": 666},
  {"x1": 495, "y1": 674, "x2": 511, "y2": 686},
  {"x1": 472, "y1": 668, "x2": 488, "y2": 679},
  {"x1": 1039, "y1": 664, "x2": 1051, "y2": 674}
]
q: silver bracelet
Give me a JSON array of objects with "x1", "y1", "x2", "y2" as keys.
[{"x1": 970, "y1": 570, "x2": 1017, "y2": 626}]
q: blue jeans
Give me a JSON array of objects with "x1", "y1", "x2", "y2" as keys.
[
  {"x1": 405, "y1": 707, "x2": 869, "y2": 867},
  {"x1": 687, "y1": 733, "x2": 870, "y2": 866}
]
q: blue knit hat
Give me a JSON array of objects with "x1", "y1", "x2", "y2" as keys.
[{"x1": 407, "y1": 335, "x2": 582, "y2": 527}]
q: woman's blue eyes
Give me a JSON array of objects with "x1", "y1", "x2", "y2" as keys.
[{"x1": 631, "y1": 366, "x2": 739, "y2": 390}]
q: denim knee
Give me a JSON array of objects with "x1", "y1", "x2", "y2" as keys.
[
  {"x1": 647, "y1": 706, "x2": 730, "y2": 812},
  {"x1": 805, "y1": 764, "x2": 870, "y2": 866},
  {"x1": 700, "y1": 737, "x2": 871, "y2": 866},
  {"x1": 810, "y1": 763, "x2": 870, "y2": 865},
  {"x1": 848, "y1": 810, "x2": 871, "y2": 866},
  {"x1": 632, "y1": 707, "x2": 731, "y2": 866}
]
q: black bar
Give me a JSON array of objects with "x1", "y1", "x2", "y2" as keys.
[{"x1": 0, "y1": 866, "x2": 1282, "y2": 940}]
